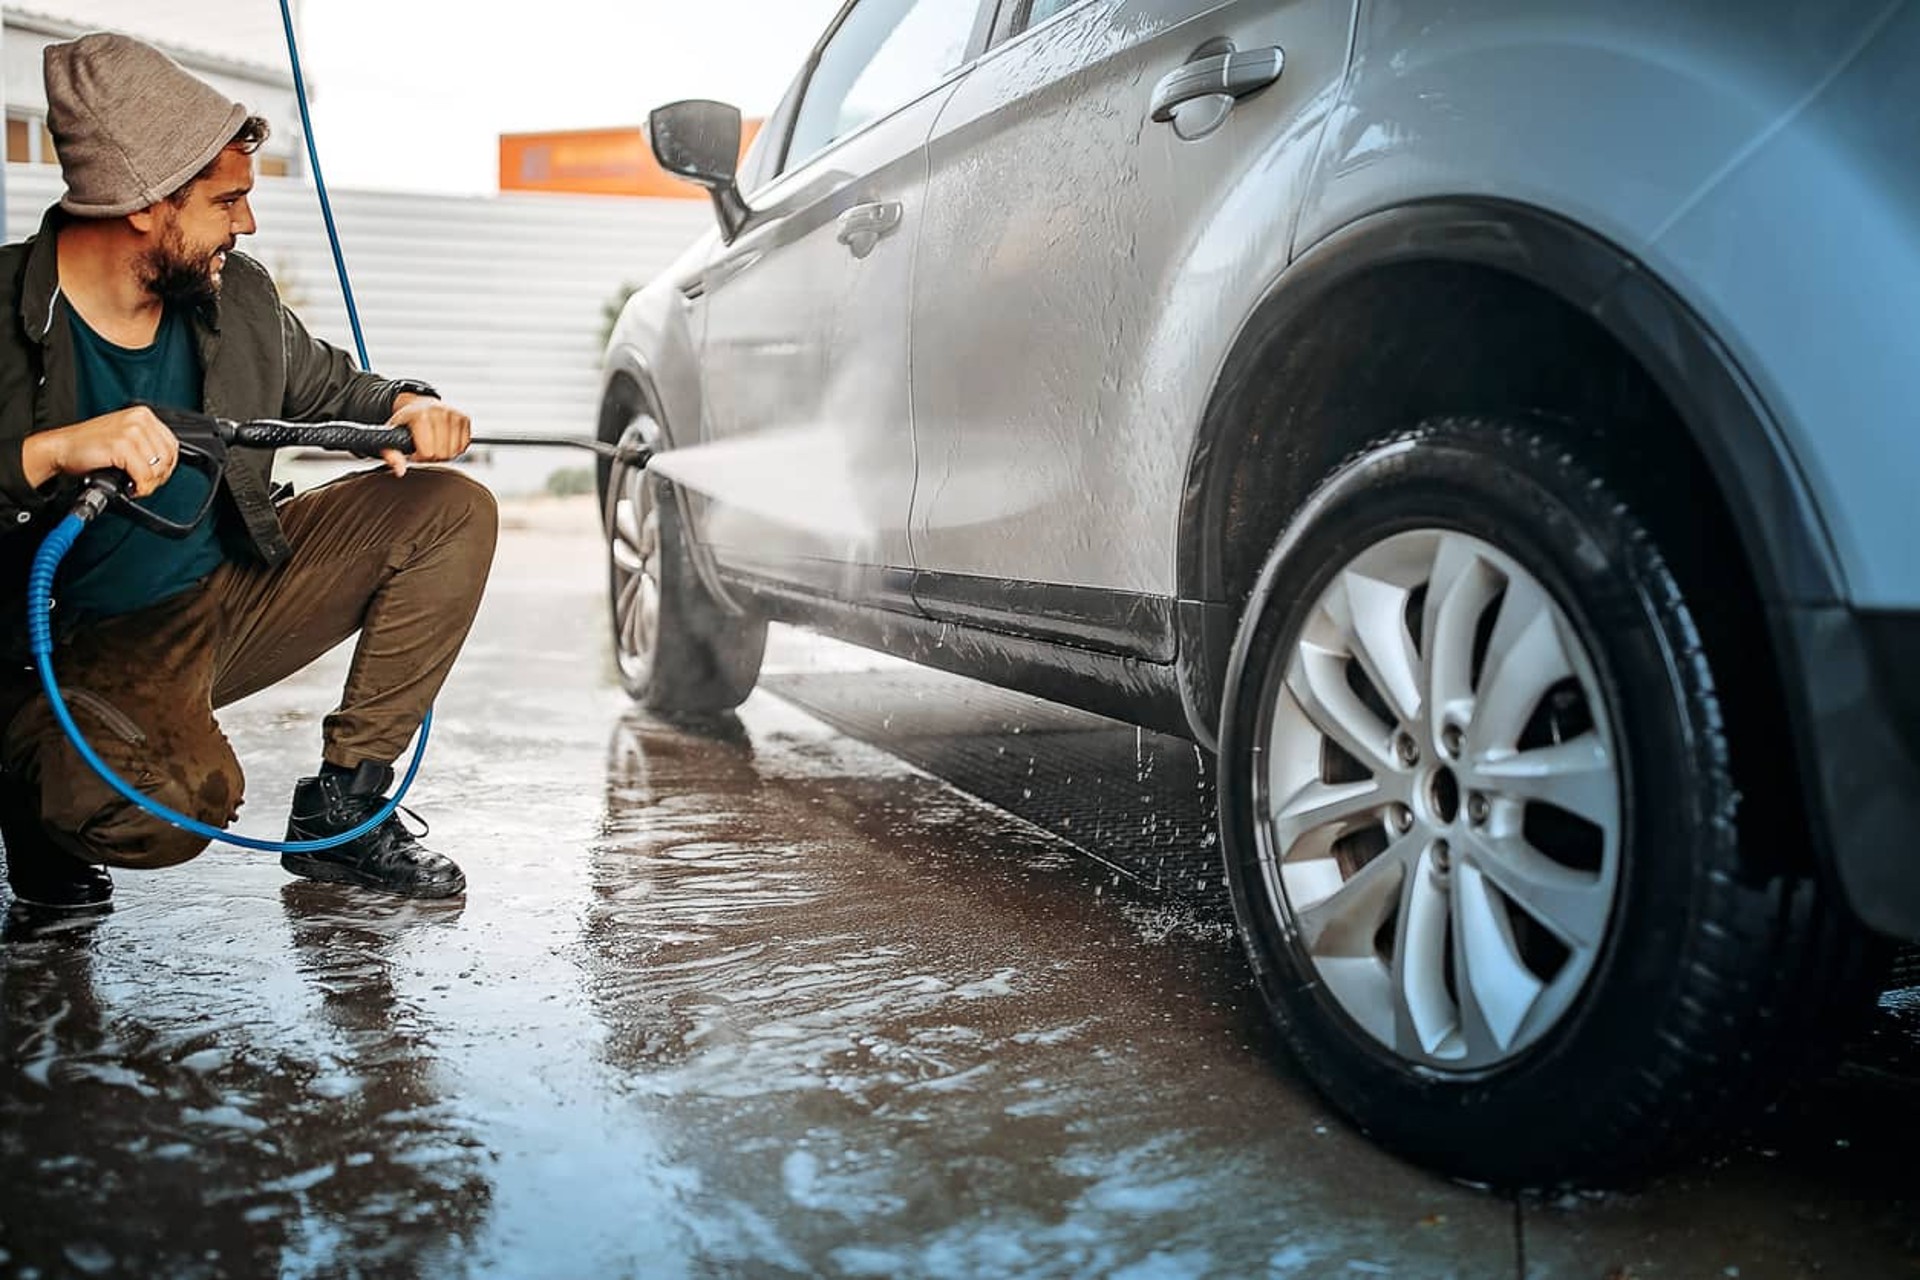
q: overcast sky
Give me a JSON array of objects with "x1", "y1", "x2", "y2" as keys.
[
  {"x1": 18, "y1": 0, "x2": 844, "y2": 194},
  {"x1": 295, "y1": 0, "x2": 845, "y2": 194}
]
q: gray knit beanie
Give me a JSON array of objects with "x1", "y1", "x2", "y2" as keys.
[{"x1": 43, "y1": 32, "x2": 251, "y2": 217}]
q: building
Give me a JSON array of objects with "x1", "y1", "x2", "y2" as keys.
[
  {"x1": 500, "y1": 121, "x2": 763, "y2": 200},
  {"x1": 0, "y1": 3, "x2": 714, "y2": 495},
  {"x1": 3, "y1": 5, "x2": 307, "y2": 177}
]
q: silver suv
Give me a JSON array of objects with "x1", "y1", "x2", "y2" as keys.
[{"x1": 597, "y1": 0, "x2": 1920, "y2": 1186}]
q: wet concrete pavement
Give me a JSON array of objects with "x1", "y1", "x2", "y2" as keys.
[{"x1": 1, "y1": 494, "x2": 1915, "y2": 1278}]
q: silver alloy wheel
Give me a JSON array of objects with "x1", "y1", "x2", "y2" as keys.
[
  {"x1": 605, "y1": 422, "x2": 661, "y2": 688},
  {"x1": 1255, "y1": 528, "x2": 1623, "y2": 1071}
]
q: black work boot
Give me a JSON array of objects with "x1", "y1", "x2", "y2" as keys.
[
  {"x1": 282, "y1": 762, "x2": 465, "y2": 898},
  {"x1": 0, "y1": 776, "x2": 112, "y2": 915}
]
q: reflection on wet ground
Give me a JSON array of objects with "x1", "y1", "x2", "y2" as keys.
[
  {"x1": 1, "y1": 498, "x2": 1915, "y2": 1277},
  {"x1": 576, "y1": 709, "x2": 1511, "y2": 1277},
  {"x1": 0, "y1": 890, "x2": 491, "y2": 1277}
]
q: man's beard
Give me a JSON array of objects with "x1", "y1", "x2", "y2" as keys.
[{"x1": 139, "y1": 226, "x2": 225, "y2": 309}]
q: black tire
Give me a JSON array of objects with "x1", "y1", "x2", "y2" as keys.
[
  {"x1": 1216, "y1": 416, "x2": 1882, "y2": 1188},
  {"x1": 604, "y1": 414, "x2": 765, "y2": 714}
]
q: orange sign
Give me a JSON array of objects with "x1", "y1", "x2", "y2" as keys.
[{"x1": 499, "y1": 121, "x2": 763, "y2": 198}]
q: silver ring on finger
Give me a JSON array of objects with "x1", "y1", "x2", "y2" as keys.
[{"x1": 147, "y1": 455, "x2": 164, "y2": 467}]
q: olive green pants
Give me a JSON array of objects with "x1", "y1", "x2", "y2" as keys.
[{"x1": 0, "y1": 467, "x2": 497, "y2": 870}]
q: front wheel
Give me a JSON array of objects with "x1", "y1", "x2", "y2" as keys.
[
  {"x1": 604, "y1": 416, "x2": 765, "y2": 713},
  {"x1": 1217, "y1": 417, "x2": 1879, "y2": 1187}
]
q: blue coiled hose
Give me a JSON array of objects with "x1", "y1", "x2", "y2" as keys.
[
  {"x1": 30, "y1": 511, "x2": 427, "y2": 852},
  {"x1": 17, "y1": 4, "x2": 431, "y2": 854}
]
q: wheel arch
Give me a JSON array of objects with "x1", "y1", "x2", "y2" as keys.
[
  {"x1": 597, "y1": 270, "x2": 706, "y2": 486},
  {"x1": 1176, "y1": 198, "x2": 1841, "y2": 743},
  {"x1": 595, "y1": 353, "x2": 753, "y2": 620},
  {"x1": 595, "y1": 357, "x2": 671, "y2": 501},
  {"x1": 1176, "y1": 198, "x2": 1847, "y2": 896}
]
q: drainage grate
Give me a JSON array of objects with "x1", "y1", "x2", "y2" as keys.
[{"x1": 763, "y1": 669, "x2": 1226, "y2": 902}]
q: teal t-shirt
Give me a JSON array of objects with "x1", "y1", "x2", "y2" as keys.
[{"x1": 57, "y1": 306, "x2": 228, "y2": 618}]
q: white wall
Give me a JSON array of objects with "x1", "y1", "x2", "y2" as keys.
[{"x1": 5, "y1": 164, "x2": 714, "y2": 492}]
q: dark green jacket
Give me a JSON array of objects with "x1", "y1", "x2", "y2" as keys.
[{"x1": 0, "y1": 206, "x2": 430, "y2": 652}]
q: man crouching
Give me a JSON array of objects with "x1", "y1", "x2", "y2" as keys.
[{"x1": 0, "y1": 33, "x2": 497, "y2": 913}]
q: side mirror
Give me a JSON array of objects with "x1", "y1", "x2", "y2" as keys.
[{"x1": 648, "y1": 99, "x2": 751, "y2": 243}]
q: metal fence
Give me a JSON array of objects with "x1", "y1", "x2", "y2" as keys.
[{"x1": 5, "y1": 164, "x2": 712, "y2": 493}]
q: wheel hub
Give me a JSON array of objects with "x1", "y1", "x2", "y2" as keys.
[
  {"x1": 1255, "y1": 528, "x2": 1623, "y2": 1071},
  {"x1": 1426, "y1": 765, "x2": 1461, "y2": 827},
  {"x1": 605, "y1": 420, "x2": 662, "y2": 685}
]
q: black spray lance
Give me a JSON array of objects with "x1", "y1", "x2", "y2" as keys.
[{"x1": 28, "y1": 407, "x2": 649, "y2": 853}]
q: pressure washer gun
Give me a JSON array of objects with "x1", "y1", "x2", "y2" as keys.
[
  {"x1": 29, "y1": 406, "x2": 654, "y2": 856},
  {"x1": 71, "y1": 405, "x2": 652, "y2": 536}
]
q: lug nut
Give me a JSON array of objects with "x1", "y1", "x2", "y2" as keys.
[
  {"x1": 1390, "y1": 803, "x2": 1414, "y2": 834},
  {"x1": 1441, "y1": 724, "x2": 1464, "y2": 759},
  {"x1": 1432, "y1": 839, "x2": 1452, "y2": 872},
  {"x1": 1395, "y1": 734, "x2": 1420, "y2": 767},
  {"x1": 1467, "y1": 793, "x2": 1489, "y2": 826}
]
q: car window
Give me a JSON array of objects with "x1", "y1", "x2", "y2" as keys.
[
  {"x1": 1012, "y1": 0, "x2": 1086, "y2": 36},
  {"x1": 783, "y1": 0, "x2": 977, "y2": 172}
]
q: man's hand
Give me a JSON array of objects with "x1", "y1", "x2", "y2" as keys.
[
  {"x1": 19, "y1": 406, "x2": 180, "y2": 498},
  {"x1": 384, "y1": 393, "x2": 472, "y2": 477}
]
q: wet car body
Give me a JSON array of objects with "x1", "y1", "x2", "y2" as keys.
[{"x1": 599, "y1": 0, "x2": 1920, "y2": 1184}]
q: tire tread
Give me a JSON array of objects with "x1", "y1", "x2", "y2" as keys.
[{"x1": 1224, "y1": 416, "x2": 1884, "y2": 1187}]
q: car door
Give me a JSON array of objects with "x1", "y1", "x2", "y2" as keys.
[
  {"x1": 672, "y1": 0, "x2": 992, "y2": 604},
  {"x1": 906, "y1": 0, "x2": 1354, "y2": 651}
]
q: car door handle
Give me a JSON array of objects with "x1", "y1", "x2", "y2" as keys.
[
  {"x1": 1149, "y1": 46, "x2": 1285, "y2": 123},
  {"x1": 836, "y1": 201, "x2": 903, "y2": 259}
]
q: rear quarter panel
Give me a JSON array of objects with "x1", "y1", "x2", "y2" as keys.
[{"x1": 1299, "y1": 0, "x2": 1916, "y2": 606}]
